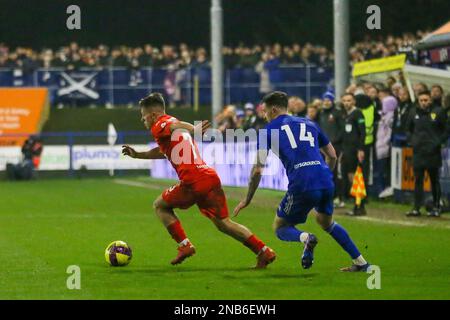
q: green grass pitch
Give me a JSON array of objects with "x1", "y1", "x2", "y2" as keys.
[{"x1": 1, "y1": 177, "x2": 450, "y2": 300}]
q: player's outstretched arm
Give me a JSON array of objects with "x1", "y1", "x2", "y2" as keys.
[
  {"x1": 321, "y1": 143, "x2": 337, "y2": 171},
  {"x1": 170, "y1": 120, "x2": 211, "y2": 136},
  {"x1": 233, "y1": 150, "x2": 267, "y2": 217},
  {"x1": 122, "y1": 145, "x2": 166, "y2": 160}
]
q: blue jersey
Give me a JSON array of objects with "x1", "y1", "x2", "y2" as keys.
[{"x1": 258, "y1": 114, "x2": 334, "y2": 192}]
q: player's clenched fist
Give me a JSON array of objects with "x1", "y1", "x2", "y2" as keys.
[{"x1": 122, "y1": 145, "x2": 137, "y2": 158}]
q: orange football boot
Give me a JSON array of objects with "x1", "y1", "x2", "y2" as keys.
[
  {"x1": 171, "y1": 243, "x2": 196, "y2": 265},
  {"x1": 255, "y1": 247, "x2": 276, "y2": 269}
]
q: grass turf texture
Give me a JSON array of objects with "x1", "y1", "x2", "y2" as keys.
[{"x1": 1, "y1": 177, "x2": 450, "y2": 300}]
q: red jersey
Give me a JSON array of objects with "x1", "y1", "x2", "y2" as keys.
[{"x1": 151, "y1": 114, "x2": 217, "y2": 184}]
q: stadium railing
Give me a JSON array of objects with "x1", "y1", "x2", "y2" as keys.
[{"x1": 0, "y1": 66, "x2": 333, "y2": 107}]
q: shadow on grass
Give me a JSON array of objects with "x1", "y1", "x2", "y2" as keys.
[
  {"x1": 93, "y1": 264, "x2": 319, "y2": 280},
  {"x1": 107, "y1": 266, "x2": 258, "y2": 274}
]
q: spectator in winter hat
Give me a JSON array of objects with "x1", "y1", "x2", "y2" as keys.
[
  {"x1": 322, "y1": 91, "x2": 335, "y2": 104},
  {"x1": 235, "y1": 109, "x2": 246, "y2": 129}
]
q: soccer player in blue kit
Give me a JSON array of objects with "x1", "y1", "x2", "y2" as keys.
[{"x1": 234, "y1": 91, "x2": 370, "y2": 272}]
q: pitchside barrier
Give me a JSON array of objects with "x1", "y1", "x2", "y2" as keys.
[
  {"x1": 0, "y1": 131, "x2": 289, "y2": 190},
  {"x1": 0, "y1": 132, "x2": 152, "y2": 174}
]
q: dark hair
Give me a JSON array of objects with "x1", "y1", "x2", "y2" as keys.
[
  {"x1": 387, "y1": 76, "x2": 396, "y2": 82},
  {"x1": 418, "y1": 90, "x2": 431, "y2": 97},
  {"x1": 341, "y1": 92, "x2": 355, "y2": 99},
  {"x1": 261, "y1": 91, "x2": 288, "y2": 109},
  {"x1": 379, "y1": 88, "x2": 391, "y2": 95},
  {"x1": 431, "y1": 84, "x2": 444, "y2": 94},
  {"x1": 416, "y1": 82, "x2": 429, "y2": 91},
  {"x1": 139, "y1": 92, "x2": 165, "y2": 110}
]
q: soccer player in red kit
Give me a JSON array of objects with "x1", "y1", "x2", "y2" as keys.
[{"x1": 122, "y1": 93, "x2": 276, "y2": 268}]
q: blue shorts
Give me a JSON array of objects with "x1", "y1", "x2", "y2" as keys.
[{"x1": 277, "y1": 188, "x2": 334, "y2": 225}]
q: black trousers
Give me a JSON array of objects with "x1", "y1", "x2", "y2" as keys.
[
  {"x1": 414, "y1": 166, "x2": 441, "y2": 210},
  {"x1": 334, "y1": 149, "x2": 345, "y2": 201},
  {"x1": 361, "y1": 144, "x2": 372, "y2": 192}
]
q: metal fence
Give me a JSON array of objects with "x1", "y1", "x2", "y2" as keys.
[{"x1": 0, "y1": 66, "x2": 333, "y2": 107}]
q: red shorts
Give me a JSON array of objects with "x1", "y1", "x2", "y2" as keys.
[{"x1": 162, "y1": 175, "x2": 229, "y2": 220}]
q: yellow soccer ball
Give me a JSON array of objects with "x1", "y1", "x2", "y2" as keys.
[{"x1": 105, "y1": 241, "x2": 132, "y2": 266}]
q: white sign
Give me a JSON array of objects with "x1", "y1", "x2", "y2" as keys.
[
  {"x1": 0, "y1": 144, "x2": 152, "y2": 171},
  {"x1": 72, "y1": 145, "x2": 151, "y2": 170},
  {"x1": 0, "y1": 147, "x2": 21, "y2": 170},
  {"x1": 39, "y1": 146, "x2": 70, "y2": 170}
]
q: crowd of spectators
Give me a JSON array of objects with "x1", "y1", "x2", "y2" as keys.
[{"x1": 0, "y1": 30, "x2": 429, "y2": 73}]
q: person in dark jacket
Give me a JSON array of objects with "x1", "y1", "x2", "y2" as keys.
[
  {"x1": 318, "y1": 91, "x2": 345, "y2": 207},
  {"x1": 340, "y1": 93, "x2": 366, "y2": 216},
  {"x1": 7, "y1": 136, "x2": 43, "y2": 181},
  {"x1": 319, "y1": 92, "x2": 343, "y2": 148},
  {"x1": 355, "y1": 90, "x2": 377, "y2": 210},
  {"x1": 406, "y1": 91, "x2": 449, "y2": 217},
  {"x1": 392, "y1": 87, "x2": 414, "y2": 146}
]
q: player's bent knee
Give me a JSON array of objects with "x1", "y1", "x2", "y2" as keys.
[
  {"x1": 213, "y1": 218, "x2": 232, "y2": 233},
  {"x1": 316, "y1": 213, "x2": 333, "y2": 230},
  {"x1": 152, "y1": 199, "x2": 161, "y2": 210},
  {"x1": 153, "y1": 196, "x2": 168, "y2": 212}
]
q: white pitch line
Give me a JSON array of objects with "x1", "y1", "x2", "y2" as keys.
[
  {"x1": 114, "y1": 179, "x2": 161, "y2": 190},
  {"x1": 347, "y1": 216, "x2": 450, "y2": 230}
]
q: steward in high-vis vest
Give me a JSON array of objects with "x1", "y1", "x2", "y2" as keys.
[{"x1": 351, "y1": 92, "x2": 376, "y2": 215}]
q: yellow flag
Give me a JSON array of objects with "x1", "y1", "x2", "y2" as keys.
[{"x1": 350, "y1": 166, "x2": 367, "y2": 206}]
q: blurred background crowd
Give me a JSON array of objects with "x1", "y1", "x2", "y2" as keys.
[{"x1": 0, "y1": 30, "x2": 427, "y2": 73}]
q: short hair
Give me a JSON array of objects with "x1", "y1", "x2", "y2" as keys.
[
  {"x1": 379, "y1": 88, "x2": 391, "y2": 95},
  {"x1": 431, "y1": 84, "x2": 444, "y2": 94},
  {"x1": 387, "y1": 76, "x2": 396, "y2": 83},
  {"x1": 415, "y1": 82, "x2": 428, "y2": 91},
  {"x1": 368, "y1": 85, "x2": 379, "y2": 93},
  {"x1": 261, "y1": 91, "x2": 288, "y2": 109},
  {"x1": 139, "y1": 92, "x2": 166, "y2": 110},
  {"x1": 307, "y1": 103, "x2": 319, "y2": 110},
  {"x1": 418, "y1": 90, "x2": 431, "y2": 97},
  {"x1": 341, "y1": 92, "x2": 355, "y2": 99}
]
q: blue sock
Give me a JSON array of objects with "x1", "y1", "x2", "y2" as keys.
[
  {"x1": 276, "y1": 226, "x2": 303, "y2": 242},
  {"x1": 326, "y1": 222, "x2": 361, "y2": 259}
]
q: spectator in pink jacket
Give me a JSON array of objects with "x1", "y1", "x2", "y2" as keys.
[{"x1": 376, "y1": 95, "x2": 398, "y2": 198}]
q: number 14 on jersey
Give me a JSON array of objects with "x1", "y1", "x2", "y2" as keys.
[{"x1": 281, "y1": 123, "x2": 315, "y2": 148}]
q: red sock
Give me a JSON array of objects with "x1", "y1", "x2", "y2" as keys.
[
  {"x1": 244, "y1": 235, "x2": 266, "y2": 254},
  {"x1": 167, "y1": 220, "x2": 187, "y2": 244}
]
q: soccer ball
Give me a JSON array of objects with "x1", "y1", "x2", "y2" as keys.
[{"x1": 105, "y1": 240, "x2": 132, "y2": 266}]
